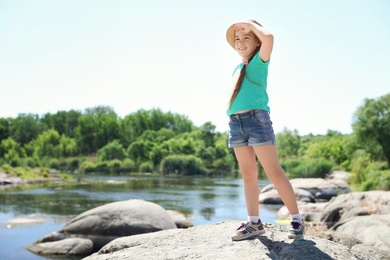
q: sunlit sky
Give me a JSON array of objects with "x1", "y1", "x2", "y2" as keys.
[{"x1": 1, "y1": 0, "x2": 389, "y2": 135}]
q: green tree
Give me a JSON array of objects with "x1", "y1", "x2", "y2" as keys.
[
  {"x1": 10, "y1": 114, "x2": 41, "y2": 146},
  {"x1": 41, "y1": 110, "x2": 81, "y2": 138},
  {"x1": 0, "y1": 137, "x2": 24, "y2": 163},
  {"x1": 119, "y1": 109, "x2": 193, "y2": 147},
  {"x1": 0, "y1": 118, "x2": 10, "y2": 142},
  {"x1": 97, "y1": 140, "x2": 126, "y2": 161},
  {"x1": 352, "y1": 93, "x2": 390, "y2": 166},
  {"x1": 127, "y1": 140, "x2": 154, "y2": 164},
  {"x1": 76, "y1": 106, "x2": 120, "y2": 154},
  {"x1": 31, "y1": 129, "x2": 62, "y2": 158},
  {"x1": 149, "y1": 143, "x2": 169, "y2": 167},
  {"x1": 276, "y1": 128, "x2": 300, "y2": 158},
  {"x1": 58, "y1": 135, "x2": 78, "y2": 157},
  {"x1": 199, "y1": 122, "x2": 216, "y2": 147},
  {"x1": 305, "y1": 136, "x2": 348, "y2": 166}
]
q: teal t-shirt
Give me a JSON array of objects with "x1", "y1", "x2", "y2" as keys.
[{"x1": 226, "y1": 54, "x2": 270, "y2": 115}]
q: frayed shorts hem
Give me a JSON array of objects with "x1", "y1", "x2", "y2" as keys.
[{"x1": 229, "y1": 140, "x2": 276, "y2": 148}]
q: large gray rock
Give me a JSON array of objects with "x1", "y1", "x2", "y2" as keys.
[
  {"x1": 26, "y1": 199, "x2": 177, "y2": 257},
  {"x1": 320, "y1": 191, "x2": 390, "y2": 228},
  {"x1": 332, "y1": 214, "x2": 390, "y2": 254},
  {"x1": 82, "y1": 221, "x2": 387, "y2": 260},
  {"x1": 260, "y1": 177, "x2": 351, "y2": 204}
]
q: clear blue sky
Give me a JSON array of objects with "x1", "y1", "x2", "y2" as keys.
[{"x1": 1, "y1": 0, "x2": 389, "y2": 135}]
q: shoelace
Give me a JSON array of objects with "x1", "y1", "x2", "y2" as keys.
[
  {"x1": 291, "y1": 222, "x2": 302, "y2": 229},
  {"x1": 236, "y1": 223, "x2": 247, "y2": 231}
]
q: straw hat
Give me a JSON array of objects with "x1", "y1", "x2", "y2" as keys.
[{"x1": 226, "y1": 19, "x2": 262, "y2": 50}]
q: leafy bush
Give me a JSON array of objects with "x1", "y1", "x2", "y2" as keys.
[
  {"x1": 360, "y1": 170, "x2": 390, "y2": 191},
  {"x1": 349, "y1": 150, "x2": 371, "y2": 184},
  {"x1": 24, "y1": 157, "x2": 41, "y2": 167},
  {"x1": 97, "y1": 140, "x2": 126, "y2": 162},
  {"x1": 49, "y1": 158, "x2": 60, "y2": 169},
  {"x1": 160, "y1": 155, "x2": 206, "y2": 176},
  {"x1": 122, "y1": 158, "x2": 136, "y2": 172},
  {"x1": 107, "y1": 159, "x2": 122, "y2": 168},
  {"x1": 81, "y1": 161, "x2": 96, "y2": 173},
  {"x1": 139, "y1": 161, "x2": 154, "y2": 173},
  {"x1": 282, "y1": 158, "x2": 333, "y2": 178},
  {"x1": 69, "y1": 157, "x2": 80, "y2": 169},
  {"x1": 10, "y1": 157, "x2": 22, "y2": 167},
  {"x1": 2, "y1": 163, "x2": 12, "y2": 173},
  {"x1": 13, "y1": 167, "x2": 48, "y2": 179},
  {"x1": 95, "y1": 161, "x2": 109, "y2": 172},
  {"x1": 281, "y1": 158, "x2": 302, "y2": 174}
]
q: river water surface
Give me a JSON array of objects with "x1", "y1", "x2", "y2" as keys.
[{"x1": 0, "y1": 175, "x2": 282, "y2": 259}]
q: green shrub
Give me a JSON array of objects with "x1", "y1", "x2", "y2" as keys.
[
  {"x1": 107, "y1": 159, "x2": 122, "y2": 168},
  {"x1": 282, "y1": 158, "x2": 333, "y2": 179},
  {"x1": 361, "y1": 170, "x2": 390, "y2": 191},
  {"x1": 49, "y1": 158, "x2": 60, "y2": 169},
  {"x1": 69, "y1": 157, "x2": 80, "y2": 169},
  {"x1": 25, "y1": 157, "x2": 41, "y2": 167},
  {"x1": 160, "y1": 155, "x2": 206, "y2": 176},
  {"x1": 97, "y1": 140, "x2": 126, "y2": 162},
  {"x1": 349, "y1": 150, "x2": 371, "y2": 184},
  {"x1": 121, "y1": 158, "x2": 136, "y2": 173},
  {"x1": 281, "y1": 158, "x2": 302, "y2": 174},
  {"x1": 2, "y1": 164, "x2": 12, "y2": 173},
  {"x1": 41, "y1": 169, "x2": 49, "y2": 178},
  {"x1": 95, "y1": 161, "x2": 108, "y2": 172},
  {"x1": 139, "y1": 161, "x2": 154, "y2": 173},
  {"x1": 10, "y1": 157, "x2": 22, "y2": 167},
  {"x1": 81, "y1": 161, "x2": 96, "y2": 173}
]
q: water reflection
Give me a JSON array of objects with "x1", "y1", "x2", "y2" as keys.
[{"x1": 200, "y1": 207, "x2": 215, "y2": 220}]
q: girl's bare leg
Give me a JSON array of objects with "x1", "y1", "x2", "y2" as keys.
[
  {"x1": 253, "y1": 145, "x2": 299, "y2": 215},
  {"x1": 233, "y1": 146, "x2": 260, "y2": 217}
]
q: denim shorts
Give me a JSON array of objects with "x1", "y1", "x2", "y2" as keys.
[{"x1": 228, "y1": 110, "x2": 276, "y2": 148}]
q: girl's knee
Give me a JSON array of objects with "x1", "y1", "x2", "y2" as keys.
[
  {"x1": 266, "y1": 168, "x2": 288, "y2": 182},
  {"x1": 241, "y1": 171, "x2": 258, "y2": 182}
]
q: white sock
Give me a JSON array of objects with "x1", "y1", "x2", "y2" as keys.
[
  {"x1": 290, "y1": 213, "x2": 303, "y2": 223},
  {"x1": 248, "y1": 216, "x2": 259, "y2": 223}
]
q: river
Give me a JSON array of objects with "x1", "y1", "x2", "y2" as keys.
[{"x1": 0, "y1": 175, "x2": 283, "y2": 259}]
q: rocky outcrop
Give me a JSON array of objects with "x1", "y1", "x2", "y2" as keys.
[
  {"x1": 317, "y1": 191, "x2": 390, "y2": 255},
  {"x1": 26, "y1": 199, "x2": 178, "y2": 257},
  {"x1": 0, "y1": 171, "x2": 22, "y2": 186},
  {"x1": 82, "y1": 221, "x2": 388, "y2": 260},
  {"x1": 333, "y1": 214, "x2": 390, "y2": 254},
  {"x1": 320, "y1": 191, "x2": 390, "y2": 227},
  {"x1": 259, "y1": 177, "x2": 351, "y2": 204}
]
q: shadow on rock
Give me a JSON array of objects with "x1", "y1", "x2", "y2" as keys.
[{"x1": 257, "y1": 237, "x2": 333, "y2": 260}]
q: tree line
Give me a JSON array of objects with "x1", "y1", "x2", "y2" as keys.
[{"x1": 0, "y1": 93, "x2": 389, "y2": 191}]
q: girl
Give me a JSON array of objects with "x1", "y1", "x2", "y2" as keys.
[{"x1": 226, "y1": 19, "x2": 304, "y2": 241}]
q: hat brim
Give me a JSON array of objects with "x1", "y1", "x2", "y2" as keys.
[{"x1": 226, "y1": 24, "x2": 236, "y2": 50}]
